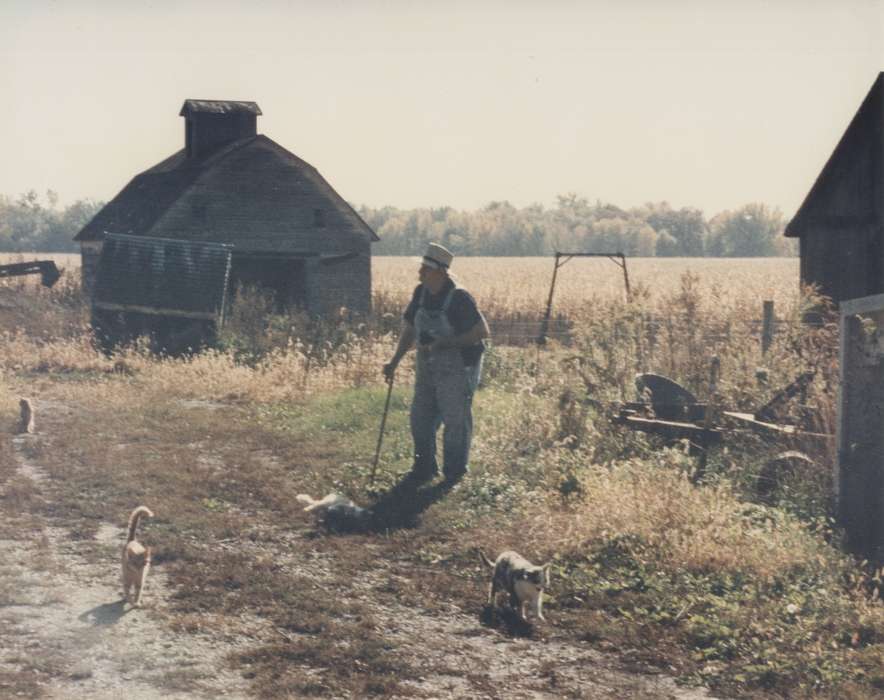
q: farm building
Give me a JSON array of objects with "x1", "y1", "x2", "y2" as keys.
[
  {"x1": 74, "y1": 99, "x2": 378, "y2": 349},
  {"x1": 784, "y1": 72, "x2": 884, "y2": 305}
]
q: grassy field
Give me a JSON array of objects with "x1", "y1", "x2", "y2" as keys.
[
  {"x1": 1, "y1": 256, "x2": 882, "y2": 698},
  {"x1": 3, "y1": 251, "x2": 798, "y2": 307},
  {"x1": 5, "y1": 252, "x2": 800, "y2": 346},
  {"x1": 375, "y1": 256, "x2": 800, "y2": 311}
]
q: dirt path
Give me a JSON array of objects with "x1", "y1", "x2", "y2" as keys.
[
  {"x1": 372, "y1": 598, "x2": 713, "y2": 699},
  {"x1": 1, "y1": 428, "x2": 255, "y2": 699},
  {"x1": 1, "y1": 397, "x2": 716, "y2": 699}
]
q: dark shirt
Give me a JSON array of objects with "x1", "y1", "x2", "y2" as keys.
[{"x1": 404, "y1": 279, "x2": 485, "y2": 366}]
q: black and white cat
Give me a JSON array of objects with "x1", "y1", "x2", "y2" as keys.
[{"x1": 479, "y1": 549, "x2": 551, "y2": 621}]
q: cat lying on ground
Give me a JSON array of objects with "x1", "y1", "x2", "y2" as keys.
[
  {"x1": 122, "y1": 506, "x2": 153, "y2": 607},
  {"x1": 478, "y1": 549, "x2": 551, "y2": 622},
  {"x1": 296, "y1": 493, "x2": 372, "y2": 532}
]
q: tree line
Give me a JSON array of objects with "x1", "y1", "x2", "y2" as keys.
[
  {"x1": 0, "y1": 191, "x2": 103, "y2": 253},
  {"x1": 359, "y1": 195, "x2": 797, "y2": 257},
  {"x1": 1, "y1": 189, "x2": 796, "y2": 257}
]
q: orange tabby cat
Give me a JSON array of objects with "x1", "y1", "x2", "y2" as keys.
[{"x1": 122, "y1": 506, "x2": 153, "y2": 607}]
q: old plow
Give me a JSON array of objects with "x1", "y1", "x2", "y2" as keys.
[{"x1": 613, "y1": 369, "x2": 832, "y2": 490}]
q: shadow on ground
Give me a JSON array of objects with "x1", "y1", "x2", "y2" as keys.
[
  {"x1": 478, "y1": 603, "x2": 537, "y2": 638},
  {"x1": 366, "y1": 478, "x2": 457, "y2": 532},
  {"x1": 305, "y1": 477, "x2": 458, "y2": 535},
  {"x1": 78, "y1": 599, "x2": 129, "y2": 626}
]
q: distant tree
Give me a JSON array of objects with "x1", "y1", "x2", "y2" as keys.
[
  {"x1": 0, "y1": 190, "x2": 103, "y2": 252},
  {"x1": 42, "y1": 197, "x2": 103, "y2": 251},
  {"x1": 642, "y1": 202, "x2": 707, "y2": 256},
  {"x1": 707, "y1": 203, "x2": 785, "y2": 257},
  {"x1": 356, "y1": 196, "x2": 794, "y2": 258},
  {"x1": 551, "y1": 193, "x2": 592, "y2": 251}
]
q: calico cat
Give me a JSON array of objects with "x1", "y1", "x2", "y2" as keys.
[
  {"x1": 478, "y1": 549, "x2": 551, "y2": 621},
  {"x1": 122, "y1": 506, "x2": 153, "y2": 607},
  {"x1": 17, "y1": 398, "x2": 34, "y2": 434},
  {"x1": 296, "y1": 493, "x2": 356, "y2": 513},
  {"x1": 296, "y1": 493, "x2": 371, "y2": 531}
]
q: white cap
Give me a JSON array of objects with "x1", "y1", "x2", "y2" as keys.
[{"x1": 422, "y1": 242, "x2": 453, "y2": 270}]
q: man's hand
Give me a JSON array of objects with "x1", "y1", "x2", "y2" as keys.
[
  {"x1": 382, "y1": 360, "x2": 398, "y2": 383},
  {"x1": 418, "y1": 337, "x2": 453, "y2": 352}
]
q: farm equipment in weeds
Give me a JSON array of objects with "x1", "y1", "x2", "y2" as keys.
[
  {"x1": 612, "y1": 368, "x2": 831, "y2": 489},
  {"x1": 0, "y1": 260, "x2": 62, "y2": 288}
]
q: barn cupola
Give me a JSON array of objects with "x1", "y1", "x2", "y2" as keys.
[{"x1": 180, "y1": 99, "x2": 262, "y2": 159}]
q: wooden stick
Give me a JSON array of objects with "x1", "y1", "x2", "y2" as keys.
[{"x1": 369, "y1": 377, "x2": 395, "y2": 487}]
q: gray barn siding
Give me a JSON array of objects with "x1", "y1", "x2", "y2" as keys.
[
  {"x1": 80, "y1": 243, "x2": 101, "y2": 297},
  {"x1": 786, "y1": 73, "x2": 884, "y2": 306},
  {"x1": 147, "y1": 138, "x2": 374, "y2": 314},
  {"x1": 150, "y1": 139, "x2": 370, "y2": 255},
  {"x1": 313, "y1": 256, "x2": 372, "y2": 316},
  {"x1": 800, "y1": 224, "x2": 884, "y2": 303}
]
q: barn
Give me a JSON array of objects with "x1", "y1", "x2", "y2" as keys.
[
  {"x1": 784, "y1": 72, "x2": 884, "y2": 305},
  {"x1": 74, "y1": 99, "x2": 378, "y2": 349}
]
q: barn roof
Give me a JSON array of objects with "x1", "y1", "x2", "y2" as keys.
[
  {"x1": 180, "y1": 100, "x2": 262, "y2": 116},
  {"x1": 75, "y1": 135, "x2": 379, "y2": 244},
  {"x1": 785, "y1": 72, "x2": 884, "y2": 237}
]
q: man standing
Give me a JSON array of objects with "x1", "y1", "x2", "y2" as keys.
[{"x1": 383, "y1": 243, "x2": 490, "y2": 487}]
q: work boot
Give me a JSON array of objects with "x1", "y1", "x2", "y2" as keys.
[
  {"x1": 397, "y1": 466, "x2": 437, "y2": 489},
  {"x1": 440, "y1": 469, "x2": 466, "y2": 488}
]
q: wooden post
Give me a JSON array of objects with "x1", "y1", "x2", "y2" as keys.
[
  {"x1": 692, "y1": 355, "x2": 720, "y2": 484},
  {"x1": 538, "y1": 253, "x2": 560, "y2": 345},
  {"x1": 761, "y1": 300, "x2": 774, "y2": 355},
  {"x1": 619, "y1": 253, "x2": 632, "y2": 303},
  {"x1": 645, "y1": 314, "x2": 657, "y2": 368}
]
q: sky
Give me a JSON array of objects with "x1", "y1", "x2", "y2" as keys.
[{"x1": 1, "y1": 0, "x2": 882, "y2": 218}]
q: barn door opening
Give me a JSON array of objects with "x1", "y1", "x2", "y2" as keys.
[{"x1": 229, "y1": 255, "x2": 307, "y2": 312}]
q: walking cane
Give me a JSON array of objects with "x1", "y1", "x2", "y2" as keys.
[{"x1": 369, "y1": 375, "x2": 395, "y2": 488}]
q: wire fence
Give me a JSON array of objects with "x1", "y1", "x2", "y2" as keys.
[{"x1": 488, "y1": 311, "x2": 801, "y2": 348}]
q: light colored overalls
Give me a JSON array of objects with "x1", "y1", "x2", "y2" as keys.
[{"x1": 411, "y1": 285, "x2": 482, "y2": 481}]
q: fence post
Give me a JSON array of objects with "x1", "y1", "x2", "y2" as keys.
[{"x1": 761, "y1": 300, "x2": 774, "y2": 355}]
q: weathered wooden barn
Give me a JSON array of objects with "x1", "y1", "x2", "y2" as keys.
[
  {"x1": 74, "y1": 99, "x2": 378, "y2": 349},
  {"x1": 784, "y1": 72, "x2": 884, "y2": 304},
  {"x1": 786, "y1": 73, "x2": 884, "y2": 561}
]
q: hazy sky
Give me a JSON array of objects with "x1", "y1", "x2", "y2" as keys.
[{"x1": 2, "y1": 1, "x2": 882, "y2": 217}]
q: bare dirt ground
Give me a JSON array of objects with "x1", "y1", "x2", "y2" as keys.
[
  {"x1": 1, "y1": 395, "x2": 716, "y2": 699},
  {"x1": 1, "y1": 429, "x2": 255, "y2": 699}
]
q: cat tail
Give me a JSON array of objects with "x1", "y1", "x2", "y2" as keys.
[
  {"x1": 127, "y1": 506, "x2": 154, "y2": 543},
  {"x1": 477, "y1": 549, "x2": 495, "y2": 569}
]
